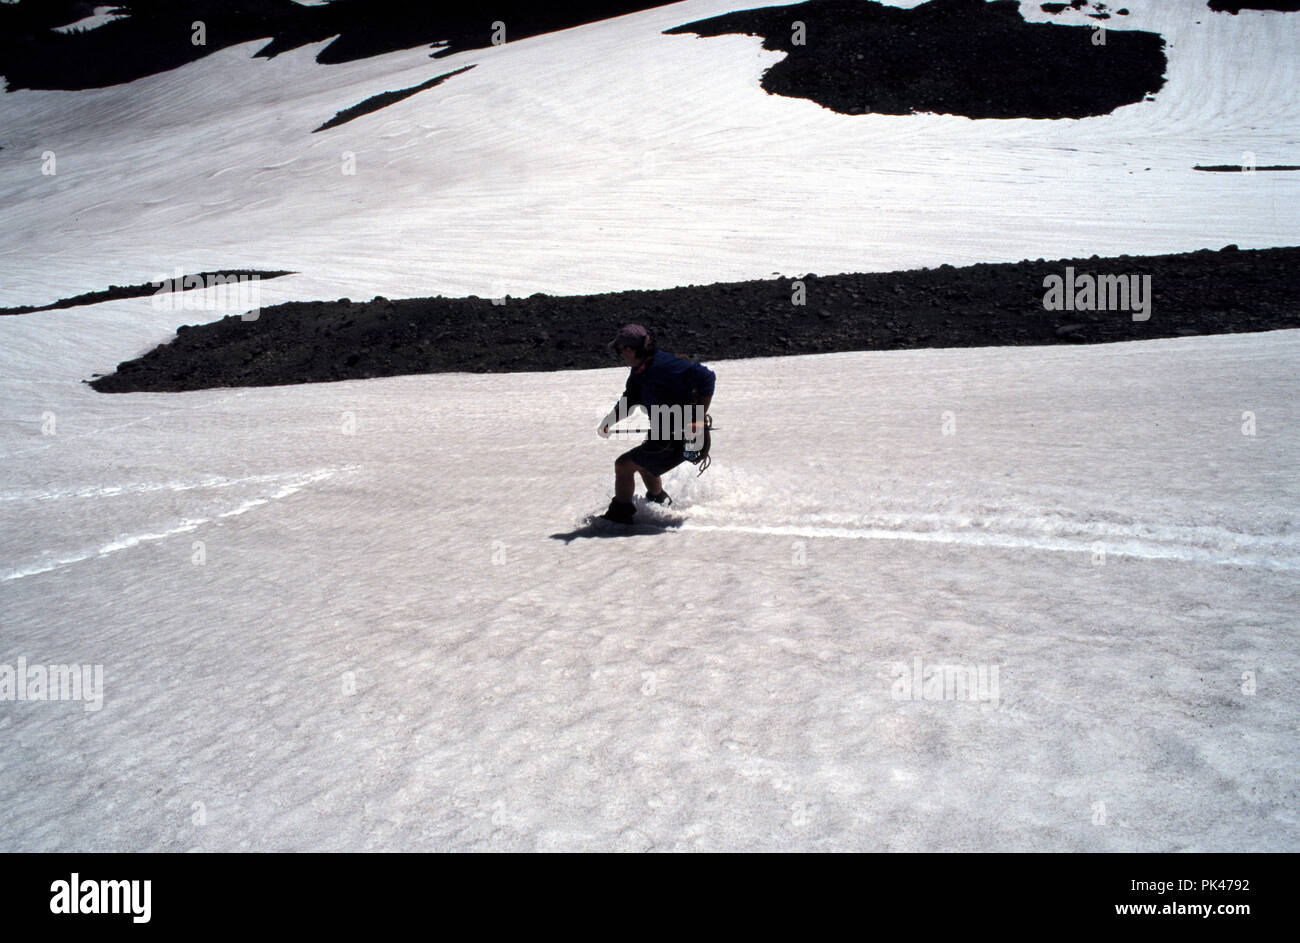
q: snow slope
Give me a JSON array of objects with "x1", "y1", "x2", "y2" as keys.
[
  {"x1": 2, "y1": 331, "x2": 1297, "y2": 851},
  {"x1": 51, "y1": 8, "x2": 128, "y2": 35},
  {"x1": 0, "y1": 0, "x2": 1297, "y2": 320},
  {"x1": 0, "y1": 0, "x2": 1297, "y2": 850}
]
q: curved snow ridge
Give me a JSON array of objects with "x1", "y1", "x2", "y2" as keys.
[
  {"x1": 680, "y1": 512, "x2": 1300, "y2": 572},
  {"x1": 0, "y1": 469, "x2": 342, "y2": 504},
  {"x1": 1, "y1": 465, "x2": 358, "y2": 582}
]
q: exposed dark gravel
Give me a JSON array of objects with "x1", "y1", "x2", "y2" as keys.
[
  {"x1": 1208, "y1": 1, "x2": 1300, "y2": 13},
  {"x1": 1194, "y1": 164, "x2": 1300, "y2": 172},
  {"x1": 313, "y1": 66, "x2": 475, "y2": 133},
  {"x1": 89, "y1": 246, "x2": 1300, "y2": 393},
  {"x1": 665, "y1": 0, "x2": 1166, "y2": 119}
]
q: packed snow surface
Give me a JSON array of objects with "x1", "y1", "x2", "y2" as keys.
[{"x1": 2, "y1": 331, "x2": 1298, "y2": 851}]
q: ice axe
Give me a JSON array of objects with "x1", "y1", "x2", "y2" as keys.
[
  {"x1": 603, "y1": 415, "x2": 718, "y2": 435},
  {"x1": 603, "y1": 426, "x2": 721, "y2": 435}
]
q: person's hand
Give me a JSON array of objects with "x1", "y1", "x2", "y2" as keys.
[{"x1": 597, "y1": 422, "x2": 611, "y2": 439}]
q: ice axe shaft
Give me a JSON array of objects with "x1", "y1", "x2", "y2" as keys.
[{"x1": 605, "y1": 427, "x2": 720, "y2": 435}]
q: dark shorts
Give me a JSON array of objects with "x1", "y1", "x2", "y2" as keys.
[{"x1": 624, "y1": 439, "x2": 687, "y2": 476}]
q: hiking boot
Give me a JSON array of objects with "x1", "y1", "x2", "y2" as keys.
[
  {"x1": 645, "y1": 490, "x2": 672, "y2": 506},
  {"x1": 599, "y1": 498, "x2": 636, "y2": 524}
]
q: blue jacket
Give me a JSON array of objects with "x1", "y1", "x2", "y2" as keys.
[{"x1": 620, "y1": 350, "x2": 716, "y2": 414}]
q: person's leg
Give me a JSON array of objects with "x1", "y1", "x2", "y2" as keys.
[
  {"x1": 638, "y1": 469, "x2": 663, "y2": 496},
  {"x1": 612, "y1": 442, "x2": 680, "y2": 511},
  {"x1": 614, "y1": 451, "x2": 639, "y2": 502}
]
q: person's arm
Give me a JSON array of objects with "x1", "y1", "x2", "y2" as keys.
[
  {"x1": 691, "y1": 362, "x2": 716, "y2": 399},
  {"x1": 598, "y1": 377, "x2": 644, "y2": 436},
  {"x1": 687, "y1": 364, "x2": 715, "y2": 443},
  {"x1": 598, "y1": 397, "x2": 640, "y2": 436}
]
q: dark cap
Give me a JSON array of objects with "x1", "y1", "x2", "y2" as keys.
[{"x1": 608, "y1": 323, "x2": 653, "y2": 354}]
